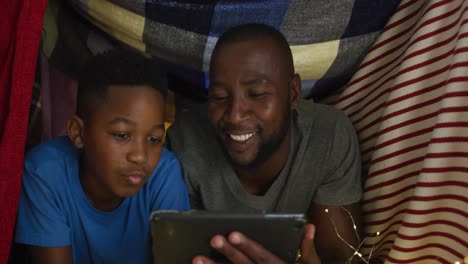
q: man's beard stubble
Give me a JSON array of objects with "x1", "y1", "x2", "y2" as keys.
[{"x1": 219, "y1": 107, "x2": 293, "y2": 171}]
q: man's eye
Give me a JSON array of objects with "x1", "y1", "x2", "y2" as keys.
[
  {"x1": 250, "y1": 92, "x2": 267, "y2": 98},
  {"x1": 208, "y1": 95, "x2": 228, "y2": 102},
  {"x1": 113, "y1": 133, "x2": 130, "y2": 141},
  {"x1": 148, "y1": 136, "x2": 162, "y2": 144}
]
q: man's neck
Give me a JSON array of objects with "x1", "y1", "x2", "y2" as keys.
[{"x1": 235, "y1": 129, "x2": 292, "y2": 196}]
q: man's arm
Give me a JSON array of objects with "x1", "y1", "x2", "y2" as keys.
[
  {"x1": 29, "y1": 245, "x2": 73, "y2": 264},
  {"x1": 308, "y1": 202, "x2": 362, "y2": 264}
]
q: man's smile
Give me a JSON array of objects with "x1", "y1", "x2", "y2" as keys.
[{"x1": 228, "y1": 132, "x2": 256, "y2": 142}]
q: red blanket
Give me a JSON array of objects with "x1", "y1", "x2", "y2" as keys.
[{"x1": 0, "y1": 0, "x2": 47, "y2": 262}]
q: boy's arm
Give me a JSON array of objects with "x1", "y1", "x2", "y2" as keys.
[
  {"x1": 15, "y1": 158, "x2": 73, "y2": 260},
  {"x1": 29, "y1": 246, "x2": 73, "y2": 264}
]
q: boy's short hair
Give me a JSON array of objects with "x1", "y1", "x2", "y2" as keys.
[{"x1": 76, "y1": 49, "x2": 168, "y2": 119}]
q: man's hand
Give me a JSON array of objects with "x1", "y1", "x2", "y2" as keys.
[
  {"x1": 192, "y1": 224, "x2": 321, "y2": 264},
  {"x1": 297, "y1": 224, "x2": 322, "y2": 264}
]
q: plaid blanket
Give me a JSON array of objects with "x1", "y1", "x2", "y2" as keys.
[{"x1": 42, "y1": 0, "x2": 400, "y2": 100}]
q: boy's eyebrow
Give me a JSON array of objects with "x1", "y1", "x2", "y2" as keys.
[
  {"x1": 108, "y1": 117, "x2": 136, "y2": 126},
  {"x1": 152, "y1": 123, "x2": 165, "y2": 131},
  {"x1": 108, "y1": 118, "x2": 165, "y2": 130}
]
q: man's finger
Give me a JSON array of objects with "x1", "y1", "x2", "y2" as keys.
[
  {"x1": 192, "y1": 255, "x2": 216, "y2": 264},
  {"x1": 299, "y1": 224, "x2": 321, "y2": 264},
  {"x1": 227, "y1": 232, "x2": 285, "y2": 264},
  {"x1": 211, "y1": 235, "x2": 254, "y2": 264}
]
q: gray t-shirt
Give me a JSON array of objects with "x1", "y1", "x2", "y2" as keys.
[{"x1": 167, "y1": 100, "x2": 362, "y2": 214}]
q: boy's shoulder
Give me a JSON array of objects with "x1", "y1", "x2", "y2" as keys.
[
  {"x1": 26, "y1": 136, "x2": 78, "y2": 165},
  {"x1": 24, "y1": 136, "x2": 80, "y2": 183},
  {"x1": 152, "y1": 147, "x2": 179, "y2": 174}
]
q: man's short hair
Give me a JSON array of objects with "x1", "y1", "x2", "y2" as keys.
[
  {"x1": 211, "y1": 24, "x2": 294, "y2": 75},
  {"x1": 76, "y1": 49, "x2": 168, "y2": 119}
]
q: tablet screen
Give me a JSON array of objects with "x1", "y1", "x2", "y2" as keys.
[{"x1": 150, "y1": 210, "x2": 306, "y2": 264}]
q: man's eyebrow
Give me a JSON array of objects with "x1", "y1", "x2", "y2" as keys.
[
  {"x1": 241, "y1": 79, "x2": 266, "y2": 86},
  {"x1": 209, "y1": 80, "x2": 224, "y2": 88},
  {"x1": 210, "y1": 79, "x2": 266, "y2": 87}
]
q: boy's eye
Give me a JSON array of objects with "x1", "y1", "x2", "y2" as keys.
[
  {"x1": 148, "y1": 136, "x2": 162, "y2": 144},
  {"x1": 113, "y1": 133, "x2": 130, "y2": 141}
]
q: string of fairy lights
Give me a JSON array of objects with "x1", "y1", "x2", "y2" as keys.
[{"x1": 324, "y1": 208, "x2": 467, "y2": 264}]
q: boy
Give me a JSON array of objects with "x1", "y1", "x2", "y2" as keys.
[{"x1": 14, "y1": 49, "x2": 190, "y2": 263}]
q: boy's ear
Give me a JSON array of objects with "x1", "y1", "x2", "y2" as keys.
[
  {"x1": 290, "y1": 73, "x2": 302, "y2": 110},
  {"x1": 67, "y1": 115, "x2": 85, "y2": 149}
]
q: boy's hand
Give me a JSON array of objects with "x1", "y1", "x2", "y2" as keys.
[{"x1": 192, "y1": 224, "x2": 321, "y2": 264}]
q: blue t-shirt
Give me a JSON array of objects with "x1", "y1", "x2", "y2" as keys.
[{"x1": 15, "y1": 137, "x2": 190, "y2": 263}]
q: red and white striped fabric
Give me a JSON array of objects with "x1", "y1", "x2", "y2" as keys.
[{"x1": 335, "y1": 0, "x2": 468, "y2": 263}]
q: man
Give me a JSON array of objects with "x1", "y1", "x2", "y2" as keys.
[{"x1": 168, "y1": 24, "x2": 363, "y2": 263}]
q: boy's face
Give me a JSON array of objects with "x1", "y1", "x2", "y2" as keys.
[{"x1": 79, "y1": 85, "x2": 166, "y2": 203}]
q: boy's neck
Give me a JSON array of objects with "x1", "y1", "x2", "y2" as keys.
[
  {"x1": 82, "y1": 184, "x2": 124, "y2": 211},
  {"x1": 79, "y1": 160, "x2": 124, "y2": 212}
]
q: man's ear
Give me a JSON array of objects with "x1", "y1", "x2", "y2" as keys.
[
  {"x1": 290, "y1": 73, "x2": 302, "y2": 110},
  {"x1": 67, "y1": 115, "x2": 85, "y2": 149}
]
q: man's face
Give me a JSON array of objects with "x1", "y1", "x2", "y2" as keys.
[
  {"x1": 81, "y1": 85, "x2": 166, "y2": 200},
  {"x1": 208, "y1": 38, "x2": 295, "y2": 168}
]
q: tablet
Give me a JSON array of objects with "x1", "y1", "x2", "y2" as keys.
[{"x1": 150, "y1": 210, "x2": 306, "y2": 264}]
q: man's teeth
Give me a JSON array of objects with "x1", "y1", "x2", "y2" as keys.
[{"x1": 229, "y1": 133, "x2": 255, "y2": 142}]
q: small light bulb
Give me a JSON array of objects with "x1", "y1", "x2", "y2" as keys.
[
  {"x1": 325, "y1": 209, "x2": 329, "y2": 213},
  {"x1": 376, "y1": 231, "x2": 380, "y2": 236}
]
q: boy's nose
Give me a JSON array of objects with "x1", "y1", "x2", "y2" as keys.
[{"x1": 127, "y1": 140, "x2": 147, "y2": 164}]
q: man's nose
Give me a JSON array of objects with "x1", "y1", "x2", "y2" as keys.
[
  {"x1": 127, "y1": 139, "x2": 147, "y2": 164},
  {"x1": 224, "y1": 95, "x2": 248, "y2": 123}
]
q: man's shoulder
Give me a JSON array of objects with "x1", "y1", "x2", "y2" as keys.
[
  {"x1": 296, "y1": 100, "x2": 351, "y2": 130},
  {"x1": 167, "y1": 103, "x2": 220, "y2": 160},
  {"x1": 168, "y1": 103, "x2": 213, "y2": 142}
]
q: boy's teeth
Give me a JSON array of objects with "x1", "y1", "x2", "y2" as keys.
[{"x1": 229, "y1": 133, "x2": 255, "y2": 142}]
